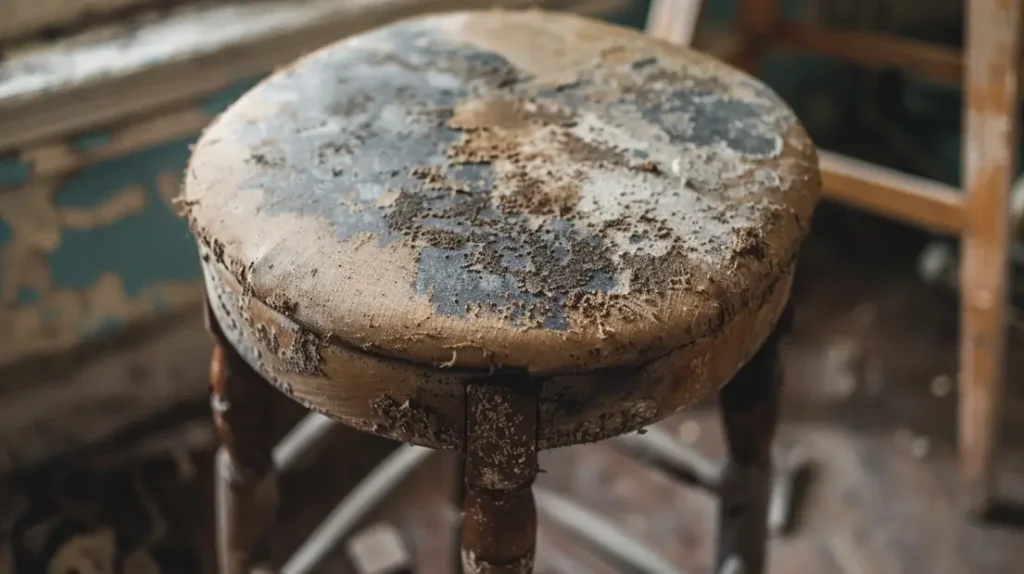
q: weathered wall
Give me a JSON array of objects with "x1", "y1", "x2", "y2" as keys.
[
  {"x1": 0, "y1": 78, "x2": 259, "y2": 369},
  {"x1": 0, "y1": 79, "x2": 261, "y2": 471}
]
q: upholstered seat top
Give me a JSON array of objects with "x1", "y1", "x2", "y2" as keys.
[{"x1": 185, "y1": 9, "x2": 819, "y2": 376}]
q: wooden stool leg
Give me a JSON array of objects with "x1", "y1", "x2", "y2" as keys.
[
  {"x1": 716, "y1": 323, "x2": 784, "y2": 574},
  {"x1": 453, "y1": 454, "x2": 466, "y2": 574},
  {"x1": 207, "y1": 305, "x2": 278, "y2": 574},
  {"x1": 461, "y1": 379, "x2": 539, "y2": 574}
]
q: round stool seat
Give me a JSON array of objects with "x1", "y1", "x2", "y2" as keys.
[{"x1": 185, "y1": 10, "x2": 819, "y2": 450}]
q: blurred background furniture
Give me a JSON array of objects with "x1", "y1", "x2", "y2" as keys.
[{"x1": 649, "y1": 0, "x2": 1022, "y2": 517}]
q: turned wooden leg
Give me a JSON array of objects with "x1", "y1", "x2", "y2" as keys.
[
  {"x1": 716, "y1": 318, "x2": 785, "y2": 574},
  {"x1": 461, "y1": 378, "x2": 539, "y2": 574},
  {"x1": 206, "y1": 302, "x2": 278, "y2": 574}
]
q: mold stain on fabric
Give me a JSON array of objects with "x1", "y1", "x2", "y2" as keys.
[{"x1": 212, "y1": 19, "x2": 807, "y2": 338}]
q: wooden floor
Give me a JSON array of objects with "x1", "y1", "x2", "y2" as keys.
[{"x1": 3, "y1": 207, "x2": 1024, "y2": 573}]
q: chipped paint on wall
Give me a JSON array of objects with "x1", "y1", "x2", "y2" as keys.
[
  {"x1": 0, "y1": 136, "x2": 205, "y2": 367},
  {"x1": 48, "y1": 137, "x2": 200, "y2": 292},
  {"x1": 0, "y1": 72, "x2": 274, "y2": 367},
  {"x1": 0, "y1": 156, "x2": 30, "y2": 188},
  {"x1": 0, "y1": 74, "x2": 272, "y2": 366}
]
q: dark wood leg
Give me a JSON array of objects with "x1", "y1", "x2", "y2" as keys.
[
  {"x1": 715, "y1": 318, "x2": 785, "y2": 574},
  {"x1": 461, "y1": 378, "x2": 539, "y2": 574},
  {"x1": 453, "y1": 453, "x2": 466, "y2": 574},
  {"x1": 207, "y1": 303, "x2": 278, "y2": 574}
]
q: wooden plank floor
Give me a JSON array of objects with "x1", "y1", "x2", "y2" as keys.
[{"x1": 3, "y1": 210, "x2": 1024, "y2": 573}]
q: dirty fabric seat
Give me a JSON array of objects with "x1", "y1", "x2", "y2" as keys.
[{"x1": 183, "y1": 9, "x2": 819, "y2": 574}]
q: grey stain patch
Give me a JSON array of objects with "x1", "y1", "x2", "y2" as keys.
[{"x1": 626, "y1": 65, "x2": 786, "y2": 157}]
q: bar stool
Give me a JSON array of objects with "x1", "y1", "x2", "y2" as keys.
[{"x1": 182, "y1": 9, "x2": 820, "y2": 573}]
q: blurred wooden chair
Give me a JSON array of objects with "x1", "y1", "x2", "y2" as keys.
[{"x1": 648, "y1": 0, "x2": 1022, "y2": 517}]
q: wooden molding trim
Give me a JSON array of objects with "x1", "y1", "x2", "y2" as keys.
[{"x1": 0, "y1": 0, "x2": 625, "y2": 152}]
